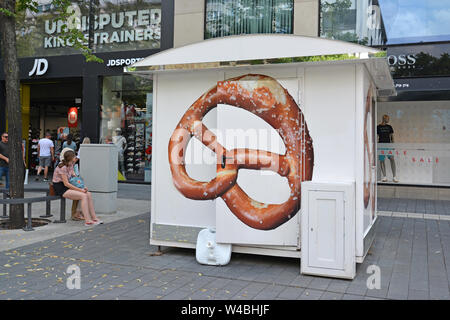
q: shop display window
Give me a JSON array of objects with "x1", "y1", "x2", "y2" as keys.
[
  {"x1": 377, "y1": 101, "x2": 450, "y2": 186},
  {"x1": 205, "y1": 0, "x2": 294, "y2": 39},
  {"x1": 100, "y1": 75, "x2": 153, "y2": 183},
  {"x1": 319, "y1": 0, "x2": 386, "y2": 46}
]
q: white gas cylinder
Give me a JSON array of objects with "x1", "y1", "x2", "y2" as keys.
[{"x1": 196, "y1": 228, "x2": 232, "y2": 266}]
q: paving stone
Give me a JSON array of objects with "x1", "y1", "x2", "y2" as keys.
[
  {"x1": 298, "y1": 289, "x2": 323, "y2": 300},
  {"x1": 307, "y1": 277, "x2": 332, "y2": 290},
  {"x1": 277, "y1": 286, "x2": 304, "y2": 299},
  {"x1": 327, "y1": 280, "x2": 351, "y2": 293},
  {"x1": 319, "y1": 291, "x2": 343, "y2": 300},
  {"x1": 346, "y1": 284, "x2": 367, "y2": 296},
  {"x1": 408, "y1": 289, "x2": 429, "y2": 300},
  {"x1": 342, "y1": 293, "x2": 364, "y2": 300}
]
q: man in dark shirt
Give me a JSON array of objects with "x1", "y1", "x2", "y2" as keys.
[
  {"x1": 377, "y1": 115, "x2": 398, "y2": 183},
  {"x1": 0, "y1": 132, "x2": 10, "y2": 189}
]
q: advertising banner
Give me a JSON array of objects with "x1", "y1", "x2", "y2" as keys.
[{"x1": 16, "y1": 0, "x2": 161, "y2": 58}]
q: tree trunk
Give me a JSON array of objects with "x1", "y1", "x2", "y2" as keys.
[{"x1": 0, "y1": 0, "x2": 25, "y2": 228}]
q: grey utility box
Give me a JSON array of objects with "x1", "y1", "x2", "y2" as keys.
[{"x1": 79, "y1": 144, "x2": 118, "y2": 214}]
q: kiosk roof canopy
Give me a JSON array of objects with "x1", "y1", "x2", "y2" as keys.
[
  {"x1": 130, "y1": 34, "x2": 381, "y2": 68},
  {"x1": 126, "y1": 35, "x2": 395, "y2": 96}
]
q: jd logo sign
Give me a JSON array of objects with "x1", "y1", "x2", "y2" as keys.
[{"x1": 29, "y1": 58, "x2": 48, "y2": 76}]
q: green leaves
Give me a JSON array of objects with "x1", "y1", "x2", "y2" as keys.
[{"x1": 0, "y1": 7, "x2": 16, "y2": 17}]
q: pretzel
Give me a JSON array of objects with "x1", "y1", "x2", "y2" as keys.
[
  {"x1": 363, "y1": 85, "x2": 374, "y2": 209},
  {"x1": 168, "y1": 74, "x2": 314, "y2": 230}
]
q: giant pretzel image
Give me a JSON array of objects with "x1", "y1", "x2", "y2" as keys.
[{"x1": 168, "y1": 74, "x2": 314, "y2": 230}]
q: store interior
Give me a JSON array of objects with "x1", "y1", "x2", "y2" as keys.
[
  {"x1": 26, "y1": 79, "x2": 82, "y2": 173},
  {"x1": 377, "y1": 100, "x2": 450, "y2": 186}
]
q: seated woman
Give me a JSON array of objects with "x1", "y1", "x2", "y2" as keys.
[
  {"x1": 60, "y1": 147, "x2": 82, "y2": 221},
  {"x1": 52, "y1": 149, "x2": 102, "y2": 226}
]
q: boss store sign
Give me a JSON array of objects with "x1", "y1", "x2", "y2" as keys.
[
  {"x1": 387, "y1": 54, "x2": 416, "y2": 69},
  {"x1": 387, "y1": 43, "x2": 450, "y2": 79},
  {"x1": 387, "y1": 43, "x2": 450, "y2": 93}
]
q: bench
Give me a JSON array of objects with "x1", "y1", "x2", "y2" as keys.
[{"x1": 0, "y1": 187, "x2": 67, "y2": 231}]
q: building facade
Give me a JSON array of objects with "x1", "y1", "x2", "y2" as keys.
[
  {"x1": 170, "y1": 0, "x2": 450, "y2": 194},
  {"x1": 1, "y1": 0, "x2": 449, "y2": 190},
  {"x1": 0, "y1": 0, "x2": 174, "y2": 183}
]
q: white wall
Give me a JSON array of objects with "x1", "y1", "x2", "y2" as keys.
[{"x1": 303, "y1": 64, "x2": 356, "y2": 182}]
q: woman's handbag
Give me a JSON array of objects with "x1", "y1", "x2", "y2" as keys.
[
  {"x1": 49, "y1": 182, "x2": 56, "y2": 196},
  {"x1": 69, "y1": 176, "x2": 85, "y2": 189}
]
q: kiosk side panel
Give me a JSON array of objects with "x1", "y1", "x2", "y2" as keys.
[
  {"x1": 303, "y1": 64, "x2": 356, "y2": 183},
  {"x1": 355, "y1": 65, "x2": 378, "y2": 259},
  {"x1": 151, "y1": 71, "x2": 224, "y2": 241}
]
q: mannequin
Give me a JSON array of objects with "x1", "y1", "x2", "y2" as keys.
[
  {"x1": 112, "y1": 128, "x2": 127, "y2": 175},
  {"x1": 377, "y1": 114, "x2": 398, "y2": 183}
]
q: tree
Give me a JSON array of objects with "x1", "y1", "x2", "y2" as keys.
[{"x1": 0, "y1": 0, "x2": 101, "y2": 228}]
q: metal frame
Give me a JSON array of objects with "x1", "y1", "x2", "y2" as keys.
[{"x1": 0, "y1": 188, "x2": 66, "y2": 231}]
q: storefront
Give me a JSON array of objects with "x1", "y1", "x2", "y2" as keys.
[
  {"x1": 377, "y1": 43, "x2": 450, "y2": 187},
  {"x1": 0, "y1": 0, "x2": 174, "y2": 183}
]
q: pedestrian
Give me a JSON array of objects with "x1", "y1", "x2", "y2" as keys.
[
  {"x1": 60, "y1": 147, "x2": 83, "y2": 221},
  {"x1": 112, "y1": 128, "x2": 127, "y2": 175},
  {"x1": 62, "y1": 133, "x2": 77, "y2": 152},
  {"x1": 76, "y1": 136, "x2": 90, "y2": 163},
  {"x1": 0, "y1": 132, "x2": 10, "y2": 190},
  {"x1": 36, "y1": 131, "x2": 55, "y2": 182},
  {"x1": 52, "y1": 149, "x2": 102, "y2": 226}
]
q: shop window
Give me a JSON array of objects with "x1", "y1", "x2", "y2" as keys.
[
  {"x1": 100, "y1": 75, "x2": 153, "y2": 183},
  {"x1": 319, "y1": 0, "x2": 386, "y2": 46},
  {"x1": 377, "y1": 101, "x2": 450, "y2": 186},
  {"x1": 205, "y1": 0, "x2": 294, "y2": 39}
]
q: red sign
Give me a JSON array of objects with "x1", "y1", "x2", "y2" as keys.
[{"x1": 68, "y1": 107, "x2": 78, "y2": 128}]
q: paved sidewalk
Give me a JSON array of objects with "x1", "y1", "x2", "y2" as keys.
[
  {"x1": 0, "y1": 182, "x2": 150, "y2": 252},
  {"x1": 378, "y1": 197, "x2": 450, "y2": 216},
  {"x1": 1, "y1": 212, "x2": 449, "y2": 300}
]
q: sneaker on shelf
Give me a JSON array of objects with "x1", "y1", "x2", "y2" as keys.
[
  {"x1": 393, "y1": 177, "x2": 399, "y2": 183},
  {"x1": 381, "y1": 176, "x2": 387, "y2": 182},
  {"x1": 43, "y1": 178, "x2": 49, "y2": 182}
]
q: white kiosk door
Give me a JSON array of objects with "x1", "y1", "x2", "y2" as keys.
[{"x1": 215, "y1": 76, "x2": 303, "y2": 246}]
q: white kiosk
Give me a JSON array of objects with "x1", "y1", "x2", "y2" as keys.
[{"x1": 126, "y1": 35, "x2": 396, "y2": 279}]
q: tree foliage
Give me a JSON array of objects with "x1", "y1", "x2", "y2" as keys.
[
  {"x1": 2, "y1": 0, "x2": 102, "y2": 62},
  {"x1": 0, "y1": 0, "x2": 102, "y2": 228}
]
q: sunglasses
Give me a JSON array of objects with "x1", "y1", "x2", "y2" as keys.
[{"x1": 2, "y1": 136, "x2": 8, "y2": 138}]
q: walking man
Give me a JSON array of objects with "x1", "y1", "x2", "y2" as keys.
[
  {"x1": 36, "y1": 131, "x2": 54, "y2": 182},
  {"x1": 0, "y1": 132, "x2": 10, "y2": 190}
]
